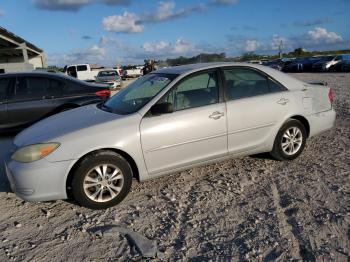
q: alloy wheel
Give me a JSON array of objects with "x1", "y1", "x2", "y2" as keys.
[{"x1": 83, "y1": 164, "x2": 124, "y2": 203}]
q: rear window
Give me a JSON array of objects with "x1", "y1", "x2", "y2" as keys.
[{"x1": 98, "y1": 71, "x2": 118, "y2": 77}]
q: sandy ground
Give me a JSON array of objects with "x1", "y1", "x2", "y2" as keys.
[{"x1": 0, "y1": 73, "x2": 349, "y2": 261}]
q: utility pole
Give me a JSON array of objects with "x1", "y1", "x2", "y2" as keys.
[{"x1": 278, "y1": 40, "x2": 283, "y2": 59}]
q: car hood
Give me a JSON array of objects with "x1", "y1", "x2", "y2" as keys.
[
  {"x1": 96, "y1": 76, "x2": 119, "y2": 82},
  {"x1": 14, "y1": 104, "x2": 124, "y2": 147}
]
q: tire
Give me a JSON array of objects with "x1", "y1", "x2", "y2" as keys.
[
  {"x1": 71, "y1": 151, "x2": 133, "y2": 209},
  {"x1": 270, "y1": 119, "x2": 307, "y2": 161}
]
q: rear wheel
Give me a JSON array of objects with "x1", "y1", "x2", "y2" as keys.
[
  {"x1": 71, "y1": 151, "x2": 132, "y2": 209},
  {"x1": 270, "y1": 119, "x2": 307, "y2": 161}
]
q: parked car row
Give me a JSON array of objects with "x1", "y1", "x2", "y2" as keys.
[{"x1": 262, "y1": 54, "x2": 350, "y2": 72}]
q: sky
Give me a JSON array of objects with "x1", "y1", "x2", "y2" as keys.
[{"x1": 0, "y1": 0, "x2": 349, "y2": 66}]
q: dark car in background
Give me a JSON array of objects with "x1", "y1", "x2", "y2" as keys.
[
  {"x1": 0, "y1": 72, "x2": 111, "y2": 132},
  {"x1": 312, "y1": 55, "x2": 337, "y2": 72},
  {"x1": 340, "y1": 59, "x2": 350, "y2": 72},
  {"x1": 327, "y1": 54, "x2": 350, "y2": 72},
  {"x1": 282, "y1": 57, "x2": 322, "y2": 72}
]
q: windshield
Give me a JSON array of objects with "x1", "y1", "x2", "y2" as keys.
[
  {"x1": 100, "y1": 73, "x2": 178, "y2": 115},
  {"x1": 321, "y1": 56, "x2": 335, "y2": 61}
]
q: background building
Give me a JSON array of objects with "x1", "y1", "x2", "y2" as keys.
[{"x1": 0, "y1": 27, "x2": 46, "y2": 73}]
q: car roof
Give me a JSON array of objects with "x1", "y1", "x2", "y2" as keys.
[
  {"x1": 0, "y1": 71, "x2": 104, "y2": 86},
  {"x1": 0, "y1": 71, "x2": 66, "y2": 78},
  {"x1": 154, "y1": 62, "x2": 274, "y2": 75},
  {"x1": 155, "y1": 62, "x2": 305, "y2": 91}
]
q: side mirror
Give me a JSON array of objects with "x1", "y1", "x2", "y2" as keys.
[{"x1": 150, "y1": 102, "x2": 173, "y2": 115}]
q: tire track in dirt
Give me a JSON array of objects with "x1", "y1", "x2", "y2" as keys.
[{"x1": 271, "y1": 182, "x2": 303, "y2": 260}]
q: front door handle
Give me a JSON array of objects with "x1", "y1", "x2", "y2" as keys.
[
  {"x1": 277, "y1": 98, "x2": 289, "y2": 105},
  {"x1": 209, "y1": 111, "x2": 224, "y2": 120}
]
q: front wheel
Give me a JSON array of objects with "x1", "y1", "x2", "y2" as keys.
[
  {"x1": 270, "y1": 119, "x2": 307, "y2": 161},
  {"x1": 71, "y1": 151, "x2": 132, "y2": 209}
]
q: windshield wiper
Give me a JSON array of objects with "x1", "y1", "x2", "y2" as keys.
[{"x1": 98, "y1": 102, "x2": 112, "y2": 112}]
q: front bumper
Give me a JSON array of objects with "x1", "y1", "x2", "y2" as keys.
[
  {"x1": 307, "y1": 109, "x2": 336, "y2": 137},
  {"x1": 4, "y1": 155, "x2": 73, "y2": 202}
]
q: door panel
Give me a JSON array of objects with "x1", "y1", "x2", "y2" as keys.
[
  {"x1": 140, "y1": 69, "x2": 228, "y2": 174},
  {"x1": 226, "y1": 93, "x2": 291, "y2": 153},
  {"x1": 223, "y1": 67, "x2": 292, "y2": 153},
  {"x1": 140, "y1": 103, "x2": 227, "y2": 174},
  {"x1": 6, "y1": 77, "x2": 61, "y2": 128}
]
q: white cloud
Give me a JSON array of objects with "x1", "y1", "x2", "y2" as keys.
[
  {"x1": 0, "y1": 9, "x2": 5, "y2": 16},
  {"x1": 142, "y1": 38, "x2": 196, "y2": 56},
  {"x1": 47, "y1": 44, "x2": 107, "y2": 66},
  {"x1": 152, "y1": 1, "x2": 175, "y2": 21},
  {"x1": 245, "y1": 39, "x2": 259, "y2": 52},
  {"x1": 142, "y1": 1, "x2": 206, "y2": 23},
  {"x1": 305, "y1": 27, "x2": 343, "y2": 44},
  {"x1": 143, "y1": 41, "x2": 171, "y2": 53},
  {"x1": 101, "y1": 0, "x2": 238, "y2": 33},
  {"x1": 33, "y1": 0, "x2": 130, "y2": 11},
  {"x1": 173, "y1": 38, "x2": 196, "y2": 54},
  {"x1": 211, "y1": 0, "x2": 239, "y2": 5},
  {"x1": 102, "y1": 11, "x2": 143, "y2": 33},
  {"x1": 227, "y1": 27, "x2": 345, "y2": 55}
]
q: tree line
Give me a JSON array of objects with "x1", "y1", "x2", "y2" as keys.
[{"x1": 157, "y1": 48, "x2": 350, "y2": 66}]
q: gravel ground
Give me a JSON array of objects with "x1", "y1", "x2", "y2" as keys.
[{"x1": 0, "y1": 73, "x2": 349, "y2": 261}]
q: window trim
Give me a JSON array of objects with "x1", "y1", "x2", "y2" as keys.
[
  {"x1": 152, "y1": 68, "x2": 224, "y2": 114},
  {"x1": 220, "y1": 66, "x2": 288, "y2": 102}
]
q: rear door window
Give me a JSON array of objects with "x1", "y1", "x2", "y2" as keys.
[
  {"x1": 223, "y1": 68, "x2": 270, "y2": 100},
  {"x1": 0, "y1": 78, "x2": 14, "y2": 101},
  {"x1": 47, "y1": 79, "x2": 65, "y2": 97},
  {"x1": 268, "y1": 78, "x2": 287, "y2": 93},
  {"x1": 11, "y1": 77, "x2": 49, "y2": 101}
]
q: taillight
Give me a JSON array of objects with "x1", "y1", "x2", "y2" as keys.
[
  {"x1": 95, "y1": 89, "x2": 111, "y2": 98},
  {"x1": 328, "y1": 88, "x2": 334, "y2": 105}
]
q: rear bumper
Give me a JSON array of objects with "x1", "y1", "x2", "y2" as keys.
[
  {"x1": 4, "y1": 156, "x2": 72, "y2": 202},
  {"x1": 307, "y1": 109, "x2": 336, "y2": 137}
]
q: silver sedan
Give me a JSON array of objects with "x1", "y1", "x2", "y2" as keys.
[{"x1": 5, "y1": 63, "x2": 336, "y2": 209}]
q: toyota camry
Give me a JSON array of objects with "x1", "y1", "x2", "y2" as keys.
[{"x1": 5, "y1": 63, "x2": 336, "y2": 209}]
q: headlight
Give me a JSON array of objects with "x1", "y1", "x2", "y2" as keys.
[{"x1": 11, "y1": 143, "x2": 60, "y2": 163}]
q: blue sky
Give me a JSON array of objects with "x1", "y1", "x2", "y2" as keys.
[{"x1": 0, "y1": 0, "x2": 349, "y2": 66}]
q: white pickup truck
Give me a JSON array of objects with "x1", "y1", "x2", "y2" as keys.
[
  {"x1": 64, "y1": 64, "x2": 103, "y2": 82},
  {"x1": 123, "y1": 66, "x2": 143, "y2": 78}
]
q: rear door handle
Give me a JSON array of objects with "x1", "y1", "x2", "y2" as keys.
[
  {"x1": 209, "y1": 111, "x2": 224, "y2": 120},
  {"x1": 277, "y1": 98, "x2": 289, "y2": 105}
]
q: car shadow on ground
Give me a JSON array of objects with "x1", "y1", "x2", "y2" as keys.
[{"x1": 0, "y1": 135, "x2": 14, "y2": 193}]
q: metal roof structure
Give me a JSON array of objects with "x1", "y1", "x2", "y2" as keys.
[{"x1": 0, "y1": 26, "x2": 43, "y2": 54}]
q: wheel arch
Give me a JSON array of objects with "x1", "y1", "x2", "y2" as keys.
[
  {"x1": 289, "y1": 115, "x2": 310, "y2": 138},
  {"x1": 65, "y1": 148, "x2": 140, "y2": 198}
]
